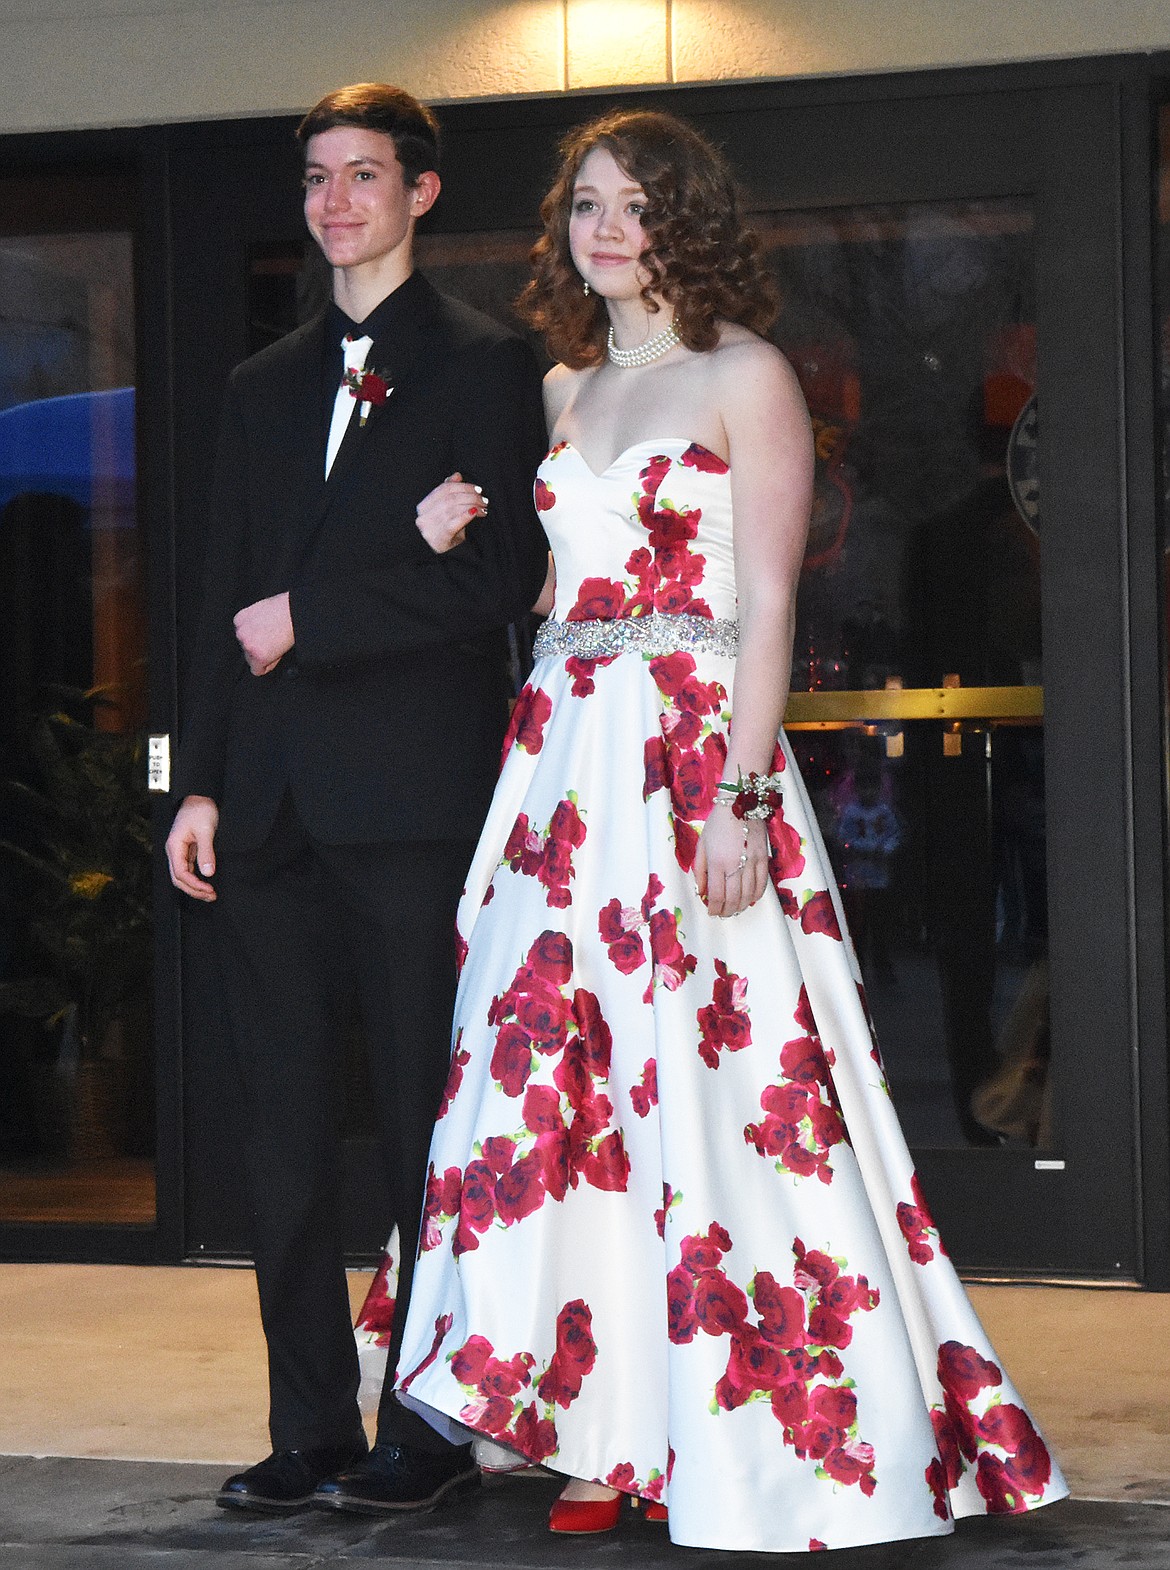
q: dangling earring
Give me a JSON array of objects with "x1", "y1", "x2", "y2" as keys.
[{"x1": 582, "y1": 280, "x2": 591, "y2": 297}]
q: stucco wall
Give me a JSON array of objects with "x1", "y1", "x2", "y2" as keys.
[{"x1": 2, "y1": 0, "x2": 1170, "y2": 134}]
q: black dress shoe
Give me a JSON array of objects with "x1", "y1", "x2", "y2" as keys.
[
  {"x1": 312, "y1": 1440, "x2": 478, "y2": 1514},
  {"x1": 217, "y1": 1439, "x2": 369, "y2": 1513}
]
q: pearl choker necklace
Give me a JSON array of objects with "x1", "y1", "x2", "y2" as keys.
[{"x1": 606, "y1": 320, "x2": 681, "y2": 368}]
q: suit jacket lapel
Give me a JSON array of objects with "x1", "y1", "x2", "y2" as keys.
[
  {"x1": 276, "y1": 274, "x2": 443, "y2": 585},
  {"x1": 262, "y1": 316, "x2": 332, "y2": 591},
  {"x1": 313, "y1": 277, "x2": 440, "y2": 509}
]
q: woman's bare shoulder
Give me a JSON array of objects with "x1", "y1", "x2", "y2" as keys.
[
  {"x1": 710, "y1": 323, "x2": 792, "y2": 373},
  {"x1": 543, "y1": 361, "x2": 588, "y2": 428},
  {"x1": 710, "y1": 326, "x2": 806, "y2": 412}
]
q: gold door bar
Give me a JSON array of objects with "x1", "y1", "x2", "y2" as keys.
[{"x1": 783, "y1": 685, "x2": 1043, "y2": 729}]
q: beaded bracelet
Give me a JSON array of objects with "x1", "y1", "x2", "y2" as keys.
[{"x1": 714, "y1": 769, "x2": 784, "y2": 822}]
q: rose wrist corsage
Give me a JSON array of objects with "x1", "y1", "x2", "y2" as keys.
[{"x1": 714, "y1": 769, "x2": 784, "y2": 822}]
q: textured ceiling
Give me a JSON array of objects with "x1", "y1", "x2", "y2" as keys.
[{"x1": 0, "y1": 0, "x2": 321, "y2": 18}]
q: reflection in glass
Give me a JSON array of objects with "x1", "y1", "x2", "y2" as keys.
[
  {"x1": 0, "y1": 229, "x2": 155, "y2": 1226},
  {"x1": 246, "y1": 230, "x2": 540, "y2": 351},
  {"x1": 763, "y1": 201, "x2": 1051, "y2": 1149}
]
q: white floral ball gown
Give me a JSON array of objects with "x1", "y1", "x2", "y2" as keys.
[{"x1": 394, "y1": 437, "x2": 1067, "y2": 1553}]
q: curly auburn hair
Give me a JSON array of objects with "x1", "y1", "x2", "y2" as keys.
[{"x1": 517, "y1": 108, "x2": 777, "y2": 369}]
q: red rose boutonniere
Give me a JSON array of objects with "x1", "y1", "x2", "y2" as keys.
[{"x1": 343, "y1": 367, "x2": 393, "y2": 426}]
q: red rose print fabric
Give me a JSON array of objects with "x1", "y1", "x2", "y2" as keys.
[
  {"x1": 500, "y1": 683, "x2": 552, "y2": 764},
  {"x1": 388, "y1": 441, "x2": 1066, "y2": 1553},
  {"x1": 353, "y1": 1224, "x2": 400, "y2": 1413},
  {"x1": 501, "y1": 796, "x2": 586, "y2": 908},
  {"x1": 744, "y1": 986, "x2": 850, "y2": 1185}
]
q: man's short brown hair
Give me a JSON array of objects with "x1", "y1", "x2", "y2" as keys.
[{"x1": 297, "y1": 83, "x2": 440, "y2": 186}]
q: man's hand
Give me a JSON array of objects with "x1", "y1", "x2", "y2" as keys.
[
  {"x1": 234, "y1": 591, "x2": 294, "y2": 675},
  {"x1": 166, "y1": 795, "x2": 220, "y2": 901}
]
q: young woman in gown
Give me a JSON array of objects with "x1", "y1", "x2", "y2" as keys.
[{"x1": 392, "y1": 108, "x2": 1067, "y2": 1553}]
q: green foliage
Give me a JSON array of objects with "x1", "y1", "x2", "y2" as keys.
[{"x1": 0, "y1": 686, "x2": 152, "y2": 1052}]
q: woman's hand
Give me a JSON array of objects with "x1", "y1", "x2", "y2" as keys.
[
  {"x1": 694, "y1": 808, "x2": 770, "y2": 918},
  {"x1": 415, "y1": 472, "x2": 488, "y2": 553}
]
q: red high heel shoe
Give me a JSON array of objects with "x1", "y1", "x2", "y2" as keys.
[
  {"x1": 548, "y1": 1492, "x2": 622, "y2": 1535},
  {"x1": 643, "y1": 1501, "x2": 668, "y2": 1523}
]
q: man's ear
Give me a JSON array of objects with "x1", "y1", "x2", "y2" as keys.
[{"x1": 411, "y1": 170, "x2": 441, "y2": 218}]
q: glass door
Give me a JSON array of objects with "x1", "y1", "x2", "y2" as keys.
[
  {"x1": 770, "y1": 200, "x2": 1047, "y2": 1148},
  {"x1": 0, "y1": 176, "x2": 157, "y2": 1237},
  {"x1": 720, "y1": 79, "x2": 1136, "y2": 1275}
]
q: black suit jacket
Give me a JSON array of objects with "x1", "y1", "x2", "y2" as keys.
[{"x1": 173, "y1": 271, "x2": 549, "y2": 851}]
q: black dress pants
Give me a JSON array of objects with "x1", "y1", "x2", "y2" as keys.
[{"x1": 214, "y1": 796, "x2": 476, "y2": 1454}]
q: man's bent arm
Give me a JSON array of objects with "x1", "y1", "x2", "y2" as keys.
[{"x1": 290, "y1": 335, "x2": 548, "y2": 668}]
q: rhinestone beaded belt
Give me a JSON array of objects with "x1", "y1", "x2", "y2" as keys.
[{"x1": 532, "y1": 613, "x2": 739, "y2": 661}]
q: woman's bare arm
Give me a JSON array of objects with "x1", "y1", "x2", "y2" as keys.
[{"x1": 696, "y1": 337, "x2": 814, "y2": 918}]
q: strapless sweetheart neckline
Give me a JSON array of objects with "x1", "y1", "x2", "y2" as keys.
[{"x1": 551, "y1": 437, "x2": 728, "y2": 481}]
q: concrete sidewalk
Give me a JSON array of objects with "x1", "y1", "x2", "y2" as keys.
[
  {"x1": 5, "y1": 1266, "x2": 1168, "y2": 1498},
  {"x1": 4, "y1": 1264, "x2": 1170, "y2": 1566},
  {"x1": 3, "y1": 1456, "x2": 1170, "y2": 1569}
]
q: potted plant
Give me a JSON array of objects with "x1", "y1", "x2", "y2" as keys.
[{"x1": 0, "y1": 685, "x2": 152, "y2": 1160}]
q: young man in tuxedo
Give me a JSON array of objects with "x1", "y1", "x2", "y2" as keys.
[{"x1": 165, "y1": 83, "x2": 548, "y2": 1515}]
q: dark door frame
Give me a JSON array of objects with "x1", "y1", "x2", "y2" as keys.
[{"x1": 1, "y1": 51, "x2": 1167, "y2": 1283}]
